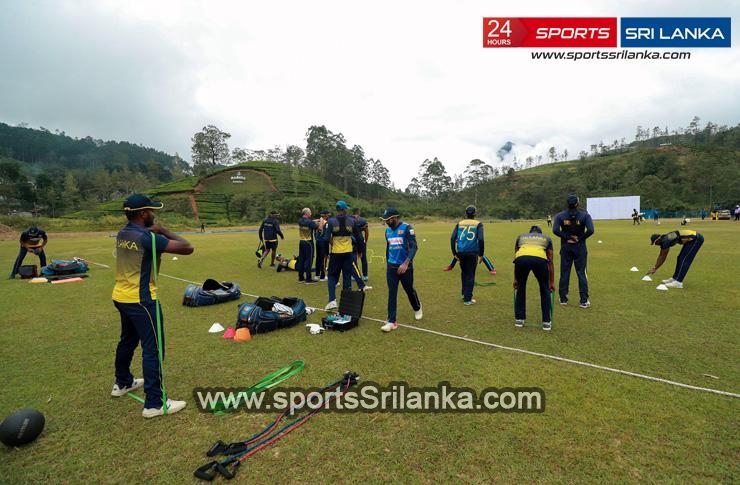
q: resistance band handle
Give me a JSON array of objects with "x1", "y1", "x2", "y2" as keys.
[
  {"x1": 216, "y1": 460, "x2": 240, "y2": 480},
  {"x1": 193, "y1": 461, "x2": 218, "y2": 481}
]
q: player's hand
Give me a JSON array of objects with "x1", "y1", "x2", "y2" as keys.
[
  {"x1": 513, "y1": 280, "x2": 518, "y2": 289},
  {"x1": 442, "y1": 265, "x2": 452, "y2": 272},
  {"x1": 646, "y1": 268, "x2": 656, "y2": 275},
  {"x1": 549, "y1": 283, "x2": 555, "y2": 291},
  {"x1": 490, "y1": 269, "x2": 497, "y2": 276},
  {"x1": 397, "y1": 261, "x2": 409, "y2": 275}
]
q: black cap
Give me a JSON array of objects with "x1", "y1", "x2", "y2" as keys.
[
  {"x1": 650, "y1": 234, "x2": 661, "y2": 245},
  {"x1": 28, "y1": 226, "x2": 40, "y2": 236},
  {"x1": 319, "y1": 210, "x2": 330, "y2": 215},
  {"x1": 530, "y1": 225, "x2": 543, "y2": 234},
  {"x1": 124, "y1": 194, "x2": 164, "y2": 211},
  {"x1": 567, "y1": 195, "x2": 579, "y2": 207},
  {"x1": 465, "y1": 205, "x2": 476, "y2": 216},
  {"x1": 270, "y1": 210, "x2": 280, "y2": 216}
]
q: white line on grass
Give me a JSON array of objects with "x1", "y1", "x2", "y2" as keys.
[{"x1": 160, "y1": 273, "x2": 739, "y2": 399}]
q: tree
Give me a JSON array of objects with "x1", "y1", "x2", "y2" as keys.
[
  {"x1": 284, "y1": 145, "x2": 305, "y2": 166},
  {"x1": 191, "y1": 125, "x2": 231, "y2": 175},
  {"x1": 463, "y1": 159, "x2": 493, "y2": 187},
  {"x1": 416, "y1": 158, "x2": 452, "y2": 199}
]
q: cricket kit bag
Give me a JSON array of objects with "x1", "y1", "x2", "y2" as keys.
[
  {"x1": 183, "y1": 279, "x2": 242, "y2": 307},
  {"x1": 41, "y1": 258, "x2": 89, "y2": 277},
  {"x1": 236, "y1": 296, "x2": 307, "y2": 334}
]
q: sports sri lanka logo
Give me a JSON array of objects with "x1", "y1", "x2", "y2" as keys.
[{"x1": 483, "y1": 17, "x2": 731, "y2": 48}]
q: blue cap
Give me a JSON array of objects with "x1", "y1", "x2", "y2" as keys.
[
  {"x1": 380, "y1": 208, "x2": 400, "y2": 220},
  {"x1": 567, "y1": 195, "x2": 579, "y2": 207},
  {"x1": 336, "y1": 200, "x2": 349, "y2": 210}
]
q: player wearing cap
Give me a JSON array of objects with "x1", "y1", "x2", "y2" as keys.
[
  {"x1": 380, "y1": 207, "x2": 422, "y2": 332},
  {"x1": 257, "y1": 210, "x2": 284, "y2": 268},
  {"x1": 450, "y1": 205, "x2": 485, "y2": 305},
  {"x1": 324, "y1": 201, "x2": 371, "y2": 310},
  {"x1": 111, "y1": 194, "x2": 194, "y2": 418},
  {"x1": 646, "y1": 230, "x2": 704, "y2": 288},
  {"x1": 552, "y1": 195, "x2": 595, "y2": 308},
  {"x1": 9, "y1": 226, "x2": 48, "y2": 279}
]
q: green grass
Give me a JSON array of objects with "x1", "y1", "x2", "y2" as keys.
[{"x1": 0, "y1": 219, "x2": 738, "y2": 483}]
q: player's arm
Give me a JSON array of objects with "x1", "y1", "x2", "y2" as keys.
[
  {"x1": 151, "y1": 224, "x2": 194, "y2": 255},
  {"x1": 477, "y1": 223, "x2": 485, "y2": 261},
  {"x1": 581, "y1": 214, "x2": 595, "y2": 240},
  {"x1": 647, "y1": 248, "x2": 669, "y2": 275},
  {"x1": 362, "y1": 225, "x2": 369, "y2": 244},
  {"x1": 450, "y1": 225, "x2": 459, "y2": 258},
  {"x1": 552, "y1": 214, "x2": 564, "y2": 238},
  {"x1": 546, "y1": 248, "x2": 555, "y2": 291}
]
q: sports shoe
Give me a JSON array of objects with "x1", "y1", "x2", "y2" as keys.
[
  {"x1": 661, "y1": 277, "x2": 675, "y2": 284},
  {"x1": 363, "y1": 276, "x2": 369, "y2": 282},
  {"x1": 665, "y1": 280, "x2": 683, "y2": 289},
  {"x1": 515, "y1": 319, "x2": 524, "y2": 328},
  {"x1": 257, "y1": 260, "x2": 263, "y2": 269},
  {"x1": 142, "y1": 399, "x2": 187, "y2": 419},
  {"x1": 381, "y1": 321, "x2": 398, "y2": 332},
  {"x1": 361, "y1": 285, "x2": 373, "y2": 292},
  {"x1": 111, "y1": 378, "x2": 144, "y2": 397},
  {"x1": 319, "y1": 277, "x2": 327, "y2": 281},
  {"x1": 559, "y1": 300, "x2": 568, "y2": 306},
  {"x1": 325, "y1": 300, "x2": 338, "y2": 311},
  {"x1": 414, "y1": 306, "x2": 423, "y2": 320},
  {"x1": 463, "y1": 299, "x2": 477, "y2": 306},
  {"x1": 542, "y1": 321, "x2": 552, "y2": 331},
  {"x1": 304, "y1": 279, "x2": 318, "y2": 284},
  {"x1": 579, "y1": 301, "x2": 591, "y2": 309}
]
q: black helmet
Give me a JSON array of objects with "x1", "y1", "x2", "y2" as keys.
[
  {"x1": 465, "y1": 205, "x2": 476, "y2": 217},
  {"x1": 28, "y1": 226, "x2": 39, "y2": 237}
]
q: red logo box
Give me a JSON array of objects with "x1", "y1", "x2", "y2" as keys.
[{"x1": 483, "y1": 17, "x2": 618, "y2": 48}]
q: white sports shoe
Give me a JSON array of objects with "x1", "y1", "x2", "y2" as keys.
[
  {"x1": 142, "y1": 399, "x2": 187, "y2": 418},
  {"x1": 324, "y1": 300, "x2": 338, "y2": 311},
  {"x1": 414, "y1": 306, "x2": 423, "y2": 320},
  {"x1": 662, "y1": 277, "x2": 675, "y2": 284},
  {"x1": 542, "y1": 321, "x2": 552, "y2": 331},
  {"x1": 381, "y1": 321, "x2": 398, "y2": 332},
  {"x1": 515, "y1": 320, "x2": 524, "y2": 328},
  {"x1": 665, "y1": 280, "x2": 683, "y2": 289},
  {"x1": 361, "y1": 285, "x2": 373, "y2": 292},
  {"x1": 111, "y1": 378, "x2": 144, "y2": 397}
]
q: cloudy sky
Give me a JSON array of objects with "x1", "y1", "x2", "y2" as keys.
[{"x1": 1, "y1": 1, "x2": 738, "y2": 188}]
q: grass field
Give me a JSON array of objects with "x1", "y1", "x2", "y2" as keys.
[{"x1": 0, "y1": 218, "x2": 738, "y2": 484}]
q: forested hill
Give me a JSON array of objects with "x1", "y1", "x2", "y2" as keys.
[
  {"x1": 444, "y1": 138, "x2": 740, "y2": 219},
  {"x1": 0, "y1": 122, "x2": 188, "y2": 215}
]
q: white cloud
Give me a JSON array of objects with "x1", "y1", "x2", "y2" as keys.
[{"x1": 0, "y1": 0, "x2": 738, "y2": 187}]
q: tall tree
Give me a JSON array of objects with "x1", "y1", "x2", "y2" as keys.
[
  {"x1": 463, "y1": 159, "x2": 493, "y2": 187},
  {"x1": 191, "y1": 125, "x2": 231, "y2": 175},
  {"x1": 417, "y1": 158, "x2": 452, "y2": 199}
]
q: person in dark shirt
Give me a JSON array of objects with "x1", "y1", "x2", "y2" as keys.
[
  {"x1": 324, "y1": 201, "x2": 370, "y2": 310},
  {"x1": 552, "y1": 195, "x2": 595, "y2": 308},
  {"x1": 352, "y1": 208, "x2": 370, "y2": 282},
  {"x1": 297, "y1": 208, "x2": 321, "y2": 283},
  {"x1": 9, "y1": 226, "x2": 48, "y2": 279},
  {"x1": 513, "y1": 226, "x2": 555, "y2": 330},
  {"x1": 314, "y1": 210, "x2": 331, "y2": 281},
  {"x1": 646, "y1": 230, "x2": 704, "y2": 289},
  {"x1": 450, "y1": 205, "x2": 485, "y2": 305},
  {"x1": 258, "y1": 210, "x2": 284, "y2": 268}
]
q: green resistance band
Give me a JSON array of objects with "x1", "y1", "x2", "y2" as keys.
[
  {"x1": 127, "y1": 233, "x2": 168, "y2": 413},
  {"x1": 211, "y1": 360, "x2": 305, "y2": 415}
]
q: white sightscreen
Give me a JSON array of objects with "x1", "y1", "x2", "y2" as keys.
[{"x1": 585, "y1": 196, "x2": 641, "y2": 220}]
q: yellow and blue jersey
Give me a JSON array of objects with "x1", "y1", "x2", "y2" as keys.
[
  {"x1": 514, "y1": 232, "x2": 553, "y2": 260},
  {"x1": 659, "y1": 230, "x2": 698, "y2": 249},
  {"x1": 298, "y1": 217, "x2": 318, "y2": 242},
  {"x1": 328, "y1": 215, "x2": 354, "y2": 254},
  {"x1": 451, "y1": 219, "x2": 484, "y2": 255},
  {"x1": 112, "y1": 223, "x2": 169, "y2": 303}
]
